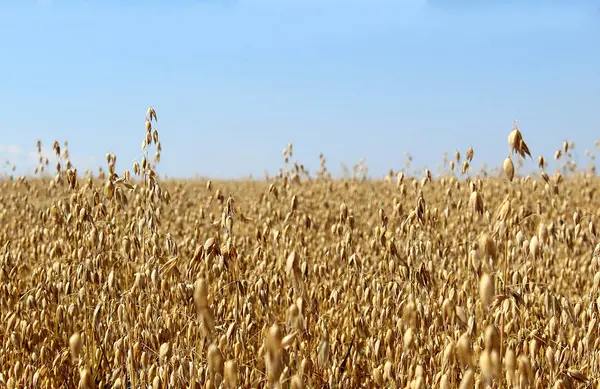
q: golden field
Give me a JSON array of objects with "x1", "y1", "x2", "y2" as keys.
[{"x1": 1, "y1": 110, "x2": 599, "y2": 388}]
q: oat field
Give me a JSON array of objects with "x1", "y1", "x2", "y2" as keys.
[{"x1": 1, "y1": 109, "x2": 599, "y2": 388}]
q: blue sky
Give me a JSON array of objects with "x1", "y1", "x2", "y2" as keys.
[{"x1": 0, "y1": 0, "x2": 599, "y2": 179}]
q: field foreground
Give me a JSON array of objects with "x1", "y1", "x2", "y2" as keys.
[
  {"x1": 1, "y1": 169, "x2": 600, "y2": 389},
  {"x1": 1, "y1": 126, "x2": 600, "y2": 388}
]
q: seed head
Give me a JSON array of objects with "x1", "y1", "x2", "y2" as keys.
[
  {"x1": 69, "y1": 332, "x2": 83, "y2": 362},
  {"x1": 480, "y1": 273, "x2": 495, "y2": 309},
  {"x1": 503, "y1": 156, "x2": 515, "y2": 182}
]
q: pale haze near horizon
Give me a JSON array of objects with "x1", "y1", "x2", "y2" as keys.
[{"x1": 0, "y1": 1, "x2": 599, "y2": 179}]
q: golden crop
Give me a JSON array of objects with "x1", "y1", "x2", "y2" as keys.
[{"x1": 0, "y1": 110, "x2": 598, "y2": 388}]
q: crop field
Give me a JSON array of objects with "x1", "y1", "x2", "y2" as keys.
[{"x1": 1, "y1": 109, "x2": 599, "y2": 388}]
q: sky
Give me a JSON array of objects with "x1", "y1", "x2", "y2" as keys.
[{"x1": 0, "y1": 0, "x2": 599, "y2": 179}]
